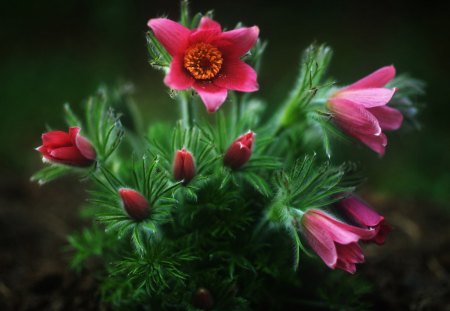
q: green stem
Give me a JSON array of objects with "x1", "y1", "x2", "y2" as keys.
[{"x1": 179, "y1": 91, "x2": 190, "y2": 128}]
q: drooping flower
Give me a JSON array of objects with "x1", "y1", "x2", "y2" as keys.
[
  {"x1": 118, "y1": 188, "x2": 150, "y2": 221},
  {"x1": 327, "y1": 66, "x2": 403, "y2": 155},
  {"x1": 36, "y1": 127, "x2": 96, "y2": 167},
  {"x1": 173, "y1": 148, "x2": 196, "y2": 184},
  {"x1": 300, "y1": 209, "x2": 376, "y2": 273},
  {"x1": 335, "y1": 196, "x2": 392, "y2": 245},
  {"x1": 223, "y1": 131, "x2": 254, "y2": 169},
  {"x1": 148, "y1": 17, "x2": 259, "y2": 112}
]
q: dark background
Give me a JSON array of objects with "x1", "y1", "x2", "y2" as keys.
[{"x1": 1, "y1": 0, "x2": 449, "y2": 309}]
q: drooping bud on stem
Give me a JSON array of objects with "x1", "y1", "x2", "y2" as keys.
[
  {"x1": 173, "y1": 148, "x2": 196, "y2": 184},
  {"x1": 192, "y1": 287, "x2": 214, "y2": 310},
  {"x1": 118, "y1": 188, "x2": 150, "y2": 221},
  {"x1": 223, "y1": 131, "x2": 254, "y2": 169}
]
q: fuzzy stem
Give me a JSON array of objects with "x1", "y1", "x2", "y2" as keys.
[{"x1": 179, "y1": 91, "x2": 190, "y2": 128}]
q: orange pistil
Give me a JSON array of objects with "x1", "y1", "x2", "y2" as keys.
[{"x1": 184, "y1": 43, "x2": 223, "y2": 80}]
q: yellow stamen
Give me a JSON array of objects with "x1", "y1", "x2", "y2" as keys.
[{"x1": 184, "y1": 43, "x2": 223, "y2": 80}]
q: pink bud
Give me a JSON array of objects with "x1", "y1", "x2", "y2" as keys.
[
  {"x1": 223, "y1": 131, "x2": 254, "y2": 169},
  {"x1": 336, "y1": 196, "x2": 392, "y2": 245},
  {"x1": 118, "y1": 188, "x2": 150, "y2": 221},
  {"x1": 173, "y1": 148, "x2": 196, "y2": 184},
  {"x1": 36, "y1": 127, "x2": 96, "y2": 167}
]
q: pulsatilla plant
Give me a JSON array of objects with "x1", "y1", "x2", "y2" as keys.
[{"x1": 32, "y1": 1, "x2": 424, "y2": 310}]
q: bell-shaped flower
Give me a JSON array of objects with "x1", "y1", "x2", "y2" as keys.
[
  {"x1": 118, "y1": 188, "x2": 150, "y2": 221},
  {"x1": 148, "y1": 17, "x2": 259, "y2": 112},
  {"x1": 223, "y1": 131, "x2": 254, "y2": 169},
  {"x1": 327, "y1": 66, "x2": 403, "y2": 155},
  {"x1": 301, "y1": 209, "x2": 376, "y2": 274},
  {"x1": 173, "y1": 148, "x2": 196, "y2": 184},
  {"x1": 36, "y1": 127, "x2": 96, "y2": 167},
  {"x1": 335, "y1": 196, "x2": 392, "y2": 245}
]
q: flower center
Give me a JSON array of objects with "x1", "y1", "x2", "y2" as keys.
[{"x1": 184, "y1": 43, "x2": 223, "y2": 80}]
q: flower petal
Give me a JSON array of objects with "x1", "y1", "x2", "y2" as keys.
[
  {"x1": 329, "y1": 98, "x2": 381, "y2": 136},
  {"x1": 49, "y1": 146, "x2": 91, "y2": 165},
  {"x1": 215, "y1": 26, "x2": 259, "y2": 57},
  {"x1": 164, "y1": 56, "x2": 194, "y2": 90},
  {"x1": 198, "y1": 17, "x2": 221, "y2": 32},
  {"x1": 355, "y1": 132, "x2": 388, "y2": 156},
  {"x1": 302, "y1": 213, "x2": 338, "y2": 268},
  {"x1": 214, "y1": 59, "x2": 258, "y2": 92},
  {"x1": 193, "y1": 83, "x2": 228, "y2": 112},
  {"x1": 335, "y1": 242, "x2": 364, "y2": 274},
  {"x1": 333, "y1": 87, "x2": 396, "y2": 108},
  {"x1": 338, "y1": 197, "x2": 383, "y2": 227},
  {"x1": 42, "y1": 131, "x2": 71, "y2": 148},
  {"x1": 367, "y1": 105, "x2": 403, "y2": 131},
  {"x1": 344, "y1": 65, "x2": 396, "y2": 90},
  {"x1": 75, "y1": 133, "x2": 96, "y2": 160},
  {"x1": 148, "y1": 18, "x2": 191, "y2": 56}
]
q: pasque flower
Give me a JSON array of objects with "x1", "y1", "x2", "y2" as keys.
[
  {"x1": 301, "y1": 209, "x2": 376, "y2": 273},
  {"x1": 118, "y1": 188, "x2": 150, "y2": 221},
  {"x1": 335, "y1": 196, "x2": 392, "y2": 245},
  {"x1": 327, "y1": 66, "x2": 403, "y2": 155},
  {"x1": 148, "y1": 17, "x2": 259, "y2": 112},
  {"x1": 36, "y1": 127, "x2": 96, "y2": 167},
  {"x1": 173, "y1": 148, "x2": 196, "y2": 184},
  {"x1": 223, "y1": 131, "x2": 254, "y2": 169}
]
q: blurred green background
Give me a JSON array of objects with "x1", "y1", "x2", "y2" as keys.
[{"x1": 1, "y1": 0, "x2": 449, "y2": 205}]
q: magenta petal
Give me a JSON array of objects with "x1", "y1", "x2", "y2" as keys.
[
  {"x1": 50, "y1": 146, "x2": 88, "y2": 163},
  {"x1": 302, "y1": 214, "x2": 338, "y2": 268},
  {"x1": 356, "y1": 132, "x2": 387, "y2": 156},
  {"x1": 344, "y1": 65, "x2": 396, "y2": 90},
  {"x1": 198, "y1": 17, "x2": 222, "y2": 32},
  {"x1": 329, "y1": 98, "x2": 381, "y2": 136},
  {"x1": 193, "y1": 83, "x2": 228, "y2": 112},
  {"x1": 334, "y1": 87, "x2": 396, "y2": 108},
  {"x1": 310, "y1": 210, "x2": 376, "y2": 243},
  {"x1": 339, "y1": 197, "x2": 383, "y2": 227},
  {"x1": 164, "y1": 56, "x2": 194, "y2": 90},
  {"x1": 148, "y1": 18, "x2": 190, "y2": 56},
  {"x1": 214, "y1": 60, "x2": 258, "y2": 92},
  {"x1": 335, "y1": 242, "x2": 364, "y2": 274},
  {"x1": 75, "y1": 134, "x2": 96, "y2": 160},
  {"x1": 216, "y1": 26, "x2": 259, "y2": 57},
  {"x1": 42, "y1": 131, "x2": 71, "y2": 147},
  {"x1": 367, "y1": 105, "x2": 403, "y2": 131}
]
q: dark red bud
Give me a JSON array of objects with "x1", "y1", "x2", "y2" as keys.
[
  {"x1": 118, "y1": 188, "x2": 150, "y2": 221},
  {"x1": 193, "y1": 287, "x2": 214, "y2": 310},
  {"x1": 173, "y1": 148, "x2": 196, "y2": 184},
  {"x1": 223, "y1": 131, "x2": 254, "y2": 169},
  {"x1": 36, "y1": 127, "x2": 96, "y2": 167}
]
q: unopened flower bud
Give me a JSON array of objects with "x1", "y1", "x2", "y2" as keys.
[
  {"x1": 223, "y1": 131, "x2": 254, "y2": 169},
  {"x1": 193, "y1": 287, "x2": 214, "y2": 310},
  {"x1": 118, "y1": 188, "x2": 150, "y2": 221},
  {"x1": 36, "y1": 127, "x2": 96, "y2": 167},
  {"x1": 173, "y1": 148, "x2": 196, "y2": 184}
]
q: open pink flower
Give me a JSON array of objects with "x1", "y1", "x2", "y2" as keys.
[
  {"x1": 301, "y1": 209, "x2": 376, "y2": 273},
  {"x1": 336, "y1": 196, "x2": 392, "y2": 245},
  {"x1": 37, "y1": 127, "x2": 96, "y2": 167},
  {"x1": 148, "y1": 17, "x2": 259, "y2": 112},
  {"x1": 327, "y1": 66, "x2": 403, "y2": 155}
]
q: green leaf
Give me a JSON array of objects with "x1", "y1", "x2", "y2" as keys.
[{"x1": 30, "y1": 165, "x2": 73, "y2": 185}]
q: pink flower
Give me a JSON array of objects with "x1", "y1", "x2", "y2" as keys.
[
  {"x1": 223, "y1": 131, "x2": 254, "y2": 169},
  {"x1": 327, "y1": 66, "x2": 403, "y2": 155},
  {"x1": 301, "y1": 209, "x2": 376, "y2": 273},
  {"x1": 36, "y1": 127, "x2": 96, "y2": 167},
  {"x1": 148, "y1": 17, "x2": 259, "y2": 112},
  {"x1": 173, "y1": 148, "x2": 196, "y2": 184},
  {"x1": 119, "y1": 188, "x2": 150, "y2": 221},
  {"x1": 336, "y1": 196, "x2": 392, "y2": 245}
]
